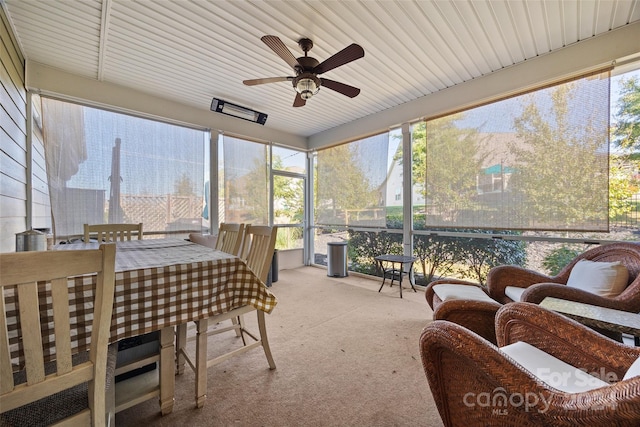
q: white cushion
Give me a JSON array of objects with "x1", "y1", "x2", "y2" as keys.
[
  {"x1": 566, "y1": 259, "x2": 629, "y2": 298},
  {"x1": 623, "y1": 356, "x2": 640, "y2": 381},
  {"x1": 432, "y1": 284, "x2": 495, "y2": 303},
  {"x1": 505, "y1": 286, "x2": 526, "y2": 301},
  {"x1": 500, "y1": 341, "x2": 609, "y2": 393}
]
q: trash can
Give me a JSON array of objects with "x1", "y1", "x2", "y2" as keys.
[
  {"x1": 271, "y1": 249, "x2": 279, "y2": 283},
  {"x1": 266, "y1": 249, "x2": 279, "y2": 287},
  {"x1": 16, "y1": 229, "x2": 46, "y2": 252},
  {"x1": 327, "y1": 241, "x2": 348, "y2": 277}
]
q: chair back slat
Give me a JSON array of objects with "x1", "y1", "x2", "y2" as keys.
[
  {"x1": 241, "y1": 225, "x2": 278, "y2": 284},
  {"x1": 215, "y1": 223, "x2": 245, "y2": 256},
  {"x1": 0, "y1": 295, "x2": 13, "y2": 394},
  {"x1": 0, "y1": 244, "x2": 116, "y2": 426},
  {"x1": 84, "y1": 223, "x2": 143, "y2": 243},
  {"x1": 51, "y1": 277, "x2": 73, "y2": 375},
  {"x1": 17, "y1": 283, "x2": 45, "y2": 385}
]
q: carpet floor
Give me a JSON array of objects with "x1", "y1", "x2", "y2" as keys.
[{"x1": 115, "y1": 266, "x2": 443, "y2": 426}]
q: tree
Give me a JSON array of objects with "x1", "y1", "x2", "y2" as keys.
[
  {"x1": 612, "y1": 76, "x2": 640, "y2": 152},
  {"x1": 316, "y1": 144, "x2": 379, "y2": 223},
  {"x1": 174, "y1": 173, "x2": 195, "y2": 196},
  {"x1": 510, "y1": 83, "x2": 609, "y2": 229},
  {"x1": 610, "y1": 75, "x2": 640, "y2": 221},
  {"x1": 409, "y1": 117, "x2": 484, "y2": 222},
  {"x1": 242, "y1": 155, "x2": 269, "y2": 223},
  {"x1": 272, "y1": 156, "x2": 304, "y2": 224},
  {"x1": 609, "y1": 156, "x2": 638, "y2": 219}
]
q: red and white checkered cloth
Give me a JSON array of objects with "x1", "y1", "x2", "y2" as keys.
[{"x1": 6, "y1": 238, "x2": 277, "y2": 367}]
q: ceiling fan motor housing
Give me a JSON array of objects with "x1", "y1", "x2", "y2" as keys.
[{"x1": 294, "y1": 73, "x2": 321, "y2": 99}]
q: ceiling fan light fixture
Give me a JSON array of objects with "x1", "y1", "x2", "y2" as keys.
[{"x1": 295, "y1": 75, "x2": 320, "y2": 100}]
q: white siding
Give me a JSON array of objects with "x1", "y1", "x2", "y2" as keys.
[
  {"x1": 1, "y1": 5, "x2": 27, "y2": 252},
  {"x1": 0, "y1": 7, "x2": 50, "y2": 252}
]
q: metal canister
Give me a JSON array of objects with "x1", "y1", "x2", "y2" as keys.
[{"x1": 15, "y1": 229, "x2": 46, "y2": 252}]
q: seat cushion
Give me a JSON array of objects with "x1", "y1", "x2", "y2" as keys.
[
  {"x1": 500, "y1": 341, "x2": 609, "y2": 393},
  {"x1": 623, "y1": 355, "x2": 640, "y2": 381},
  {"x1": 566, "y1": 259, "x2": 629, "y2": 298},
  {"x1": 433, "y1": 284, "x2": 495, "y2": 303},
  {"x1": 0, "y1": 344, "x2": 117, "y2": 427},
  {"x1": 505, "y1": 286, "x2": 526, "y2": 301}
]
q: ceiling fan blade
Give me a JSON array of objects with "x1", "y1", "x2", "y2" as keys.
[
  {"x1": 243, "y1": 77, "x2": 292, "y2": 86},
  {"x1": 293, "y1": 93, "x2": 306, "y2": 107},
  {"x1": 261, "y1": 35, "x2": 300, "y2": 70},
  {"x1": 313, "y1": 44, "x2": 364, "y2": 74},
  {"x1": 320, "y1": 78, "x2": 361, "y2": 98}
]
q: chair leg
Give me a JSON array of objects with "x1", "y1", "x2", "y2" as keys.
[
  {"x1": 175, "y1": 323, "x2": 187, "y2": 375},
  {"x1": 257, "y1": 310, "x2": 276, "y2": 370},
  {"x1": 231, "y1": 316, "x2": 243, "y2": 338},
  {"x1": 237, "y1": 315, "x2": 247, "y2": 346}
]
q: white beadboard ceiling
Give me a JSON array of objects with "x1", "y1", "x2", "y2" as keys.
[{"x1": 3, "y1": 0, "x2": 640, "y2": 139}]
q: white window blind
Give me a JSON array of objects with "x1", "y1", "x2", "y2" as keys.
[
  {"x1": 222, "y1": 135, "x2": 269, "y2": 225},
  {"x1": 316, "y1": 133, "x2": 389, "y2": 227},
  {"x1": 420, "y1": 71, "x2": 610, "y2": 232},
  {"x1": 42, "y1": 98, "x2": 207, "y2": 239}
]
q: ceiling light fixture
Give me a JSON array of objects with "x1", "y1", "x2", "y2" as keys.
[
  {"x1": 210, "y1": 98, "x2": 267, "y2": 125},
  {"x1": 295, "y1": 73, "x2": 320, "y2": 100}
]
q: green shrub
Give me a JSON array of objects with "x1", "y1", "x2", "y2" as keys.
[{"x1": 543, "y1": 246, "x2": 581, "y2": 276}]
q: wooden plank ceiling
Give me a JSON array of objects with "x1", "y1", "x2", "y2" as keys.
[{"x1": 3, "y1": 0, "x2": 639, "y2": 138}]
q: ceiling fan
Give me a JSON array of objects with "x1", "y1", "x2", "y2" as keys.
[{"x1": 243, "y1": 35, "x2": 365, "y2": 107}]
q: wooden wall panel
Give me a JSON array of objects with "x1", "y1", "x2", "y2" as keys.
[{"x1": 0, "y1": 6, "x2": 27, "y2": 252}]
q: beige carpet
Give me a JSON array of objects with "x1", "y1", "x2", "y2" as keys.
[{"x1": 115, "y1": 266, "x2": 443, "y2": 426}]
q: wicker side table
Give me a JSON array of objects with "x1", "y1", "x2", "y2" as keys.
[{"x1": 540, "y1": 297, "x2": 640, "y2": 345}]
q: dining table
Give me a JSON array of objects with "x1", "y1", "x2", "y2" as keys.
[{"x1": 5, "y1": 238, "x2": 277, "y2": 415}]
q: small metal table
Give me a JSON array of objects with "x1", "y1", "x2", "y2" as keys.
[{"x1": 374, "y1": 254, "x2": 418, "y2": 298}]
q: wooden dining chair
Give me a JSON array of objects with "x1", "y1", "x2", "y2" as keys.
[
  {"x1": 0, "y1": 244, "x2": 117, "y2": 426},
  {"x1": 214, "y1": 222, "x2": 245, "y2": 256},
  {"x1": 84, "y1": 222, "x2": 143, "y2": 242},
  {"x1": 233, "y1": 224, "x2": 279, "y2": 355},
  {"x1": 240, "y1": 225, "x2": 279, "y2": 284},
  {"x1": 176, "y1": 225, "x2": 278, "y2": 408}
]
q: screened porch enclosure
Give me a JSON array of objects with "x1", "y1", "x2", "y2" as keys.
[
  {"x1": 35, "y1": 64, "x2": 637, "y2": 287},
  {"x1": 313, "y1": 67, "x2": 638, "y2": 284}
]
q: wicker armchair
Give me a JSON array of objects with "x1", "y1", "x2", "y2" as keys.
[
  {"x1": 425, "y1": 278, "x2": 501, "y2": 344},
  {"x1": 420, "y1": 302, "x2": 640, "y2": 426},
  {"x1": 488, "y1": 242, "x2": 640, "y2": 312}
]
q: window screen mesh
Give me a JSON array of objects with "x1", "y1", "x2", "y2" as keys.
[
  {"x1": 316, "y1": 133, "x2": 389, "y2": 227},
  {"x1": 418, "y1": 71, "x2": 610, "y2": 231},
  {"x1": 42, "y1": 98, "x2": 206, "y2": 239},
  {"x1": 222, "y1": 135, "x2": 269, "y2": 225}
]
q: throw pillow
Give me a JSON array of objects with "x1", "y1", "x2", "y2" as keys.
[{"x1": 566, "y1": 259, "x2": 629, "y2": 298}]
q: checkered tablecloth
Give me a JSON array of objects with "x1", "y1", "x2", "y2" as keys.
[{"x1": 6, "y1": 238, "x2": 277, "y2": 366}]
